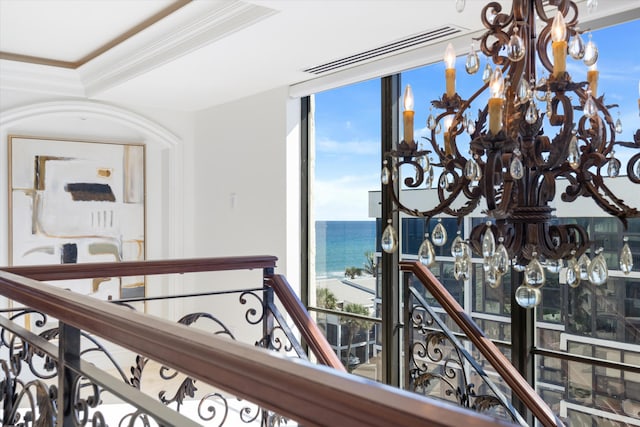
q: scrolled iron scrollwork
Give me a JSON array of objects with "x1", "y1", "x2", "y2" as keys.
[
  {"x1": 407, "y1": 289, "x2": 523, "y2": 424},
  {"x1": 239, "y1": 290, "x2": 266, "y2": 325}
]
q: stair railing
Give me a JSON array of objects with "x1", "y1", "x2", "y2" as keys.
[
  {"x1": 400, "y1": 260, "x2": 564, "y2": 427},
  {"x1": 1, "y1": 256, "x2": 517, "y2": 426}
]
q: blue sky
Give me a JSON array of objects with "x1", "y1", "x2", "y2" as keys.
[{"x1": 314, "y1": 19, "x2": 640, "y2": 221}]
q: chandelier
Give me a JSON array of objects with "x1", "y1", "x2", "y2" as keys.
[{"x1": 381, "y1": 0, "x2": 640, "y2": 308}]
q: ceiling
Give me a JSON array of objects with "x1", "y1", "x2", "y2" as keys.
[{"x1": 1, "y1": 0, "x2": 639, "y2": 112}]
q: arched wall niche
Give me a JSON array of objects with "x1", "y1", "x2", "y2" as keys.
[{"x1": 0, "y1": 100, "x2": 185, "y2": 266}]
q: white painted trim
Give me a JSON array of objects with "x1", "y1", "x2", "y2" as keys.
[
  {"x1": 0, "y1": 100, "x2": 179, "y2": 149},
  {"x1": 80, "y1": 1, "x2": 277, "y2": 97},
  {"x1": 0, "y1": 60, "x2": 85, "y2": 97},
  {"x1": 560, "y1": 400, "x2": 640, "y2": 426},
  {"x1": 560, "y1": 332, "x2": 640, "y2": 352},
  {"x1": 537, "y1": 322, "x2": 566, "y2": 331},
  {"x1": 536, "y1": 381, "x2": 566, "y2": 392},
  {"x1": 470, "y1": 312, "x2": 511, "y2": 323}
]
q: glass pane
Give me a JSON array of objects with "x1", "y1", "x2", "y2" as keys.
[{"x1": 311, "y1": 79, "x2": 381, "y2": 381}]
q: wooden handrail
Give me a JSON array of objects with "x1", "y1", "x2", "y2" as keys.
[
  {"x1": 0, "y1": 268, "x2": 516, "y2": 427},
  {"x1": 400, "y1": 261, "x2": 563, "y2": 427},
  {"x1": 1, "y1": 255, "x2": 278, "y2": 281},
  {"x1": 266, "y1": 274, "x2": 346, "y2": 371}
]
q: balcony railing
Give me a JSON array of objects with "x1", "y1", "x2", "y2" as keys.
[{"x1": 0, "y1": 256, "x2": 515, "y2": 426}]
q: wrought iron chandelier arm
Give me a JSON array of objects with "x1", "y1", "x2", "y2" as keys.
[{"x1": 581, "y1": 176, "x2": 640, "y2": 228}]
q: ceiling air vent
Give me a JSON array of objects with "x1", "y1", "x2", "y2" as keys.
[{"x1": 304, "y1": 26, "x2": 461, "y2": 75}]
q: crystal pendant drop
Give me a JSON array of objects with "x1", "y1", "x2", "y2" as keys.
[
  {"x1": 588, "y1": 249, "x2": 608, "y2": 285},
  {"x1": 569, "y1": 33, "x2": 585, "y2": 60},
  {"x1": 620, "y1": 237, "x2": 633, "y2": 274},
  {"x1": 427, "y1": 112, "x2": 436, "y2": 130},
  {"x1": 482, "y1": 222, "x2": 496, "y2": 258},
  {"x1": 422, "y1": 156, "x2": 431, "y2": 172},
  {"x1": 431, "y1": 220, "x2": 448, "y2": 246},
  {"x1": 482, "y1": 63, "x2": 493, "y2": 83},
  {"x1": 515, "y1": 285, "x2": 542, "y2": 309},
  {"x1": 435, "y1": 121, "x2": 442, "y2": 134},
  {"x1": 451, "y1": 233, "x2": 465, "y2": 257},
  {"x1": 608, "y1": 155, "x2": 621, "y2": 178},
  {"x1": 439, "y1": 172, "x2": 449, "y2": 189},
  {"x1": 512, "y1": 259, "x2": 526, "y2": 272},
  {"x1": 568, "y1": 134, "x2": 580, "y2": 170},
  {"x1": 456, "y1": 254, "x2": 471, "y2": 281},
  {"x1": 486, "y1": 268, "x2": 502, "y2": 289},
  {"x1": 566, "y1": 256, "x2": 581, "y2": 288},
  {"x1": 381, "y1": 165, "x2": 390, "y2": 185},
  {"x1": 578, "y1": 253, "x2": 591, "y2": 281},
  {"x1": 426, "y1": 164, "x2": 434, "y2": 187},
  {"x1": 381, "y1": 221, "x2": 398, "y2": 253},
  {"x1": 535, "y1": 77, "x2": 547, "y2": 101},
  {"x1": 517, "y1": 79, "x2": 530, "y2": 103},
  {"x1": 494, "y1": 238, "x2": 510, "y2": 275},
  {"x1": 454, "y1": 257, "x2": 464, "y2": 280},
  {"x1": 615, "y1": 117, "x2": 623, "y2": 134},
  {"x1": 466, "y1": 117, "x2": 476, "y2": 135},
  {"x1": 545, "y1": 258, "x2": 564, "y2": 274},
  {"x1": 466, "y1": 43, "x2": 480, "y2": 74},
  {"x1": 465, "y1": 156, "x2": 480, "y2": 181},
  {"x1": 525, "y1": 254, "x2": 546, "y2": 288},
  {"x1": 583, "y1": 34, "x2": 598, "y2": 66},
  {"x1": 510, "y1": 154, "x2": 524, "y2": 180},
  {"x1": 418, "y1": 235, "x2": 436, "y2": 267},
  {"x1": 507, "y1": 31, "x2": 525, "y2": 62},
  {"x1": 525, "y1": 102, "x2": 539, "y2": 124},
  {"x1": 584, "y1": 95, "x2": 598, "y2": 118}
]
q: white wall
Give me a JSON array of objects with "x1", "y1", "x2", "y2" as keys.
[
  {"x1": 0, "y1": 83, "x2": 303, "y2": 345},
  {"x1": 193, "y1": 86, "x2": 300, "y2": 280}
]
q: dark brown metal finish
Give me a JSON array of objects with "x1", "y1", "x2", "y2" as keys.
[
  {"x1": 400, "y1": 261, "x2": 563, "y2": 427},
  {"x1": 266, "y1": 274, "x2": 346, "y2": 371},
  {"x1": 0, "y1": 265, "x2": 517, "y2": 427},
  {"x1": 383, "y1": 0, "x2": 640, "y2": 266}
]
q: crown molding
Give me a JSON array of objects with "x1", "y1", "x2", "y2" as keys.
[
  {"x1": 0, "y1": 60, "x2": 85, "y2": 97},
  {"x1": 80, "y1": 1, "x2": 277, "y2": 97}
]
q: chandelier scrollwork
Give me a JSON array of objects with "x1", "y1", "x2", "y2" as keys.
[{"x1": 381, "y1": 0, "x2": 640, "y2": 308}]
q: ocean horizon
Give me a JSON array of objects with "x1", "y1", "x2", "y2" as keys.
[{"x1": 315, "y1": 220, "x2": 377, "y2": 278}]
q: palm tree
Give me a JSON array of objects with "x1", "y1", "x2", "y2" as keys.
[
  {"x1": 363, "y1": 251, "x2": 377, "y2": 277},
  {"x1": 344, "y1": 266, "x2": 363, "y2": 279},
  {"x1": 341, "y1": 303, "x2": 372, "y2": 372},
  {"x1": 316, "y1": 287, "x2": 338, "y2": 309}
]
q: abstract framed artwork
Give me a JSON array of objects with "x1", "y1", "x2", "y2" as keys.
[{"x1": 8, "y1": 136, "x2": 146, "y2": 300}]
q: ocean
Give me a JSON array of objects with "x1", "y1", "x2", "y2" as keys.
[{"x1": 315, "y1": 221, "x2": 377, "y2": 278}]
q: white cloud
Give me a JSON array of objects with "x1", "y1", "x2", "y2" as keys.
[
  {"x1": 313, "y1": 173, "x2": 379, "y2": 221},
  {"x1": 315, "y1": 138, "x2": 379, "y2": 155}
]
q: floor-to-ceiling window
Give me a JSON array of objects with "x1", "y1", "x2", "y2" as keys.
[{"x1": 307, "y1": 78, "x2": 383, "y2": 380}]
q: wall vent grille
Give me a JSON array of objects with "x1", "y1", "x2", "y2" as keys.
[{"x1": 303, "y1": 26, "x2": 461, "y2": 75}]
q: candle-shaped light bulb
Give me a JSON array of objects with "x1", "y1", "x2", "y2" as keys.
[
  {"x1": 403, "y1": 84, "x2": 415, "y2": 143},
  {"x1": 489, "y1": 69, "x2": 505, "y2": 98},
  {"x1": 551, "y1": 11, "x2": 567, "y2": 77},
  {"x1": 587, "y1": 63, "x2": 599, "y2": 96},
  {"x1": 444, "y1": 43, "x2": 456, "y2": 97},
  {"x1": 404, "y1": 84, "x2": 414, "y2": 111},
  {"x1": 551, "y1": 11, "x2": 567, "y2": 42},
  {"x1": 488, "y1": 69, "x2": 505, "y2": 134}
]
